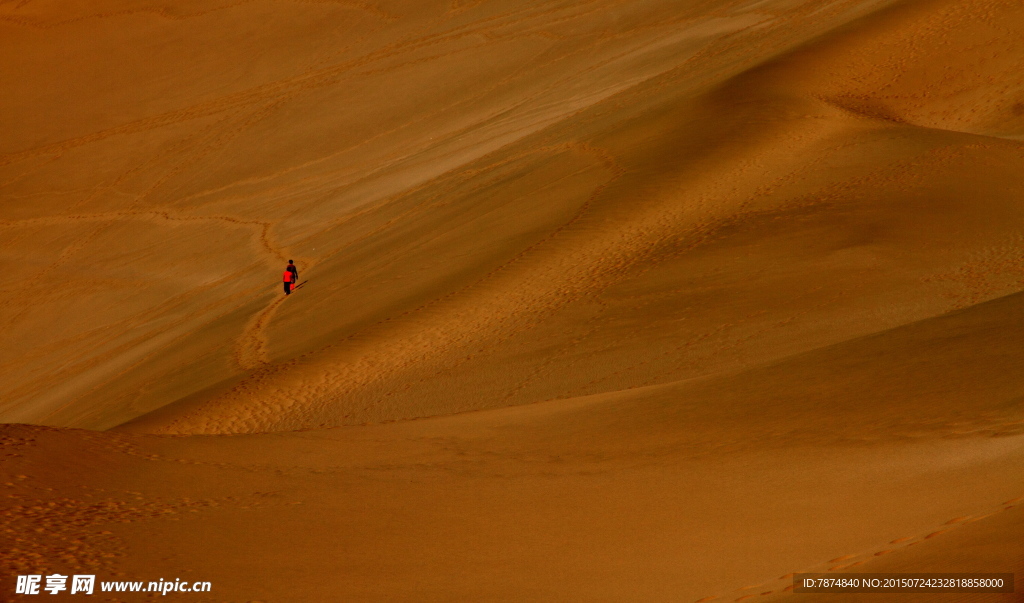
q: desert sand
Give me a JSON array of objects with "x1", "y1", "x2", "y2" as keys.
[{"x1": 2, "y1": 0, "x2": 1023, "y2": 600}]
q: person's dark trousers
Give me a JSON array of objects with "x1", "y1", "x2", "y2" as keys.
[{"x1": 284, "y1": 282, "x2": 292, "y2": 295}]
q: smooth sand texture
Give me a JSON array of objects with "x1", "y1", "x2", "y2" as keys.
[{"x1": 3, "y1": 0, "x2": 1024, "y2": 600}]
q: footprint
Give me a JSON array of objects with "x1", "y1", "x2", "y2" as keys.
[{"x1": 967, "y1": 512, "x2": 998, "y2": 522}]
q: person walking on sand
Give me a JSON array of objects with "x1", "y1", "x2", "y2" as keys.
[{"x1": 283, "y1": 260, "x2": 298, "y2": 295}]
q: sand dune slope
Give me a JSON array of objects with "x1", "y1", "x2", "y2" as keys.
[
  {"x1": 5, "y1": 0, "x2": 1024, "y2": 434},
  {"x1": 3, "y1": 0, "x2": 988, "y2": 431},
  {"x1": 4, "y1": 0, "x2": 1024, "y2": 599},
  {"x1": 120, "y1": 0, "x2": 1024, "y2": 435},
  {"x1": 4, "y1": 289, "x2": 1024, "y2": 600},
  {"x1": 2, "y1": 0, "x2": 852, "y2": 429}
]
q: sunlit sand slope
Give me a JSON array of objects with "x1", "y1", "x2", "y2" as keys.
[
  {"x1": 0, "y1": 0, "x2": 931, "y2": 431},
  {"x1": 3, "y1": 289, "x2": 1023, "y2": 600},
  {"x1": 106, "y1": 0, "x2": 1024, "y2": 435}
]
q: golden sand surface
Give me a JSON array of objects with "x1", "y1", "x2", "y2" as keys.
[{"x1": 2, "y1": 0, "x2": 1023, "y2": 600}]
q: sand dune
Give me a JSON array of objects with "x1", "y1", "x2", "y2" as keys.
[
  {"x1": 3, "y1": 0, "x2": 1024, "y2": 599},
  {"x1": 3, "y1": 0, "x2": 908, "y2": 430},
  {"x1": 4, "y1": 290, "x2": 1024, "y2": 599}
]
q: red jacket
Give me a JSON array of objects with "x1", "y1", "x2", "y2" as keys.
[{"x1": 283, "y1": 270, "x2": 295, "y2": 283}]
